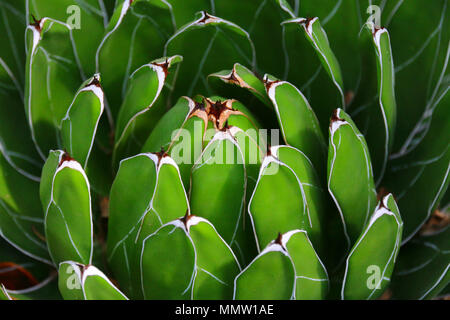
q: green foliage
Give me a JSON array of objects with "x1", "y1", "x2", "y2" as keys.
[{"x1": 0, "y1": 0, "x2": 448, "y2": 300}]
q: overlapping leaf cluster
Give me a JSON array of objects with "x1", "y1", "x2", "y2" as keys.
[{"x1": 0, "y1": 0, "x2": 448, "y2": 300}]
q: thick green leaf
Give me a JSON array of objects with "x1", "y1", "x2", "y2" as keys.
[
  {"x1": 271, "y1": 145, "x2": 327, "y2": 255},
  {"x1": 61, "y1": 75, "x2": 104, "y2": 168},
  {"x1": 144, "y1": 103, "x2": 204, "y2": 188},
  {"x1": 27, "y1": 0, "x2": 105, "y2": 75},
  {"x1": 208, "y1": 63, "x2": 272, "y2": 108},
  {"x1": 230, "y1": 124, "x2": 265, "y2": 198},
  {"x1": 327, "y1": 108, "x2": 377, "y2": 248},
  {"x1": 190, "y1": 130, "x2": 256, "y2": 264},
  {"x1": 282, "y1": 230, "x2": 329, "y2": 300},
  {"x1": 212, "y1": 0, "x2": 295, "y2": 93},
  {"x1": 83, "y1": 131, "x2": 114, "y2": 197},
  {"x1": 341, "y1": 194, "x2": 403, "y2": 300},
  {"x1": 141, "y1": 96, "x2": 196, "y2": 155},
  {"x1": 107, "y1": 153, "x2": 155, "y2": 296},
  {"x1": 140, "y1": 219, "x2": 194, "y2": 300},
  {"x1": 140, "y1": 216, "x2": 240, "y2": 299},
  {"x1": 189, "y1": 217, "x2": 241, "y2": 299},
  {"x1": 107, "y1": 152, "x2": 188, "y2": 298},
  {"x1": 190, "y1": 131, "x2": 245, "y2": 242},
  {"x1": 164, "y1": 11, "x2": 256, "y2": 99},
  {"x1": 265, "y1": 78, "x2": 326, "y2": 176},
  {"x1": 282, "y1": 16, "x2": 344, "y2": 104},
  {"x1": 233, "y1": 239, "x2": 295, "y2": 300},
  {"x1": 39, "y1": 150, "x2": 62, "y2": 210},
  {"x1": 249, "y1": 144, "x2": 328, "y2": 256},
  {"x1": 82, "y1": 265, "x2": 128, "y2": 300},
  {"x1": 287, "y1": 0, "x2": 363, "y2": 91},
  {"x1": 113, "y1": 55, "x2": 182, "y2": 165},
  {"x1": 95, "y1": 0, "x2": 174, "y2": 117},
  {"x1": 58, "y1": 261, "x2": 84, "y2": 300},
  {"x1": 281, "y1": 16, "x2": 344, "y2": 133},
  {"x1": 248, "y1": 147, "x2": 305, "y2": 252},
  {"x1": 352, "y1": 25, "x2": 396, "y2": 185},
  {"x1": 43, "y1": 154, "x2": 93, "y2": 266},
  {"x1": 58, "y1": 261, "x2": 127, "y2": 300},
  {"x1": 25, "y1": 18, "x2": 82, "y2": 158}
]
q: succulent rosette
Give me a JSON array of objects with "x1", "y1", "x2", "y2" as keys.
[{"x1": 0, "y1": 0, "x2": 448, "y2": 300}]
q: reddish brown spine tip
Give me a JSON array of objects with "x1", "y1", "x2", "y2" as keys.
[
  {"x1": 58, "y1": 152, "x2": 75, "y2": 167},
  {"x1": 86, "y1": 76, "x2": 101, "y2": 88},
  {"x1": 263, "y1": 78, "x2": 279, "y2": 91},
  {"x1": 79, "y1": 263, "x2": 89, "y2": 277},
  {"x1": 31, "y1": 15, "x2": 42, "y2": 32},
  {"x1": 372, "y1": 26, "x2": 387, "y2": 37},
  {"x1": 297, "y1": 17, "x2": 314, "y2": 27},
  {"x1": 274, "y1": 232, "x2": 283, "y2": 246},
  {"x1": 266, "y1": 143, "x2": 272, "y2": 157},
  {"x1": 207, "y1": 99, "x2": 230, "y2": 124},
  {"x1": 373, "y1": 26, "x2": 381, "y2": 36},
  {"x1": 180, "y1": 212, "x2": 193, "y2": 230},
  {"x1": 198, "y1": 11, "x2": 213, "y2": 24},
  {"x1": 152, "y1": 58, "x2": 170, "y2": 78},
  {"x1": 330, "y1": 109, "x2": 343, "y2": 123},
  {"x1": 154, "y1": 147, "x2": 168, "y2": 162},
  {"x1": 305, "y1": 17, "x2": 315, "y2": 28},
  {"x1": 227, "y1": 71, "x2": 239, "y2": 83}
]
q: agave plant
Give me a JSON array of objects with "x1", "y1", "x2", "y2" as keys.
[{"x1": 0, "y1": 0, "x2": 448, "y2": 301}]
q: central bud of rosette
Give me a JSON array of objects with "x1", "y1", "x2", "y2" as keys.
[
  {"x1": 191, "y1": 98, "x2": 243, "y2": 131},
  {"x1": 141, "y1": 95, "x2": 273, "y2": 188}
]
